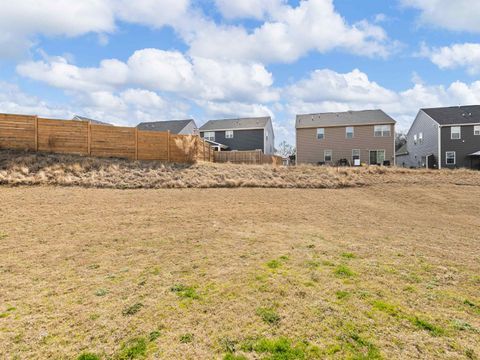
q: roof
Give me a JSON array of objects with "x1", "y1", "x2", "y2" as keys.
[
  {"x1": 396, "y1": 143, "x2": 409, "y2": 156},
  {"x1": 296, "y1": 110, "x2": 396, "y2": 129},
  {"x1": 204, "y1": 139, "x2": 229, "y2": 150},
  {"x1": 72, "y1": 115, "x2": 112, "y2": 126},
  {"x1": 200, "y1": 117, "x2": 270, "y2": 131},
  {"x1": 468, "y1": 151, "x2": 480, "y2": 156},
  {"x1": 137, "y1": 119, "x2": 194, "y2": 134},
  {"x1": 422, "y1": 105, "x2": 480, "y2": 125}
]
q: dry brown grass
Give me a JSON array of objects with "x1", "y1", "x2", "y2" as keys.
[
  {"x1": 1, "y1": 149, "x2": 479, "y2": 189},
  {"x1": 0, "y1": 185, "x2": 479, "y2": 359}
]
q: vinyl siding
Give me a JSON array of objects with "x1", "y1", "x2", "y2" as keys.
[
  {"x1": 264, "y1": 119, "x2": 275, "y2": 154},
  {"x1": 441, "y1": 125, "x2": 480, "y2": 169},
  {"x1": 201, "y1": 129, "x2": 264, "y2": 151},
  {"x1": 296, "y1": 124, "x2": 395, "y2": 165},
  {"x1": 178, "y1": 121, "x2": 199, "y2": 135},
  {"x1": 399, "y1": 110, "x2": 439, "y2": 168}
]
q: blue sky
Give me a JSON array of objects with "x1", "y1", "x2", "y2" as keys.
[{"x1": 1, "y1": 0, "x2": 480, "y2": 146}]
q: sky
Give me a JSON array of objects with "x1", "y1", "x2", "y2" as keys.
[{"x1": 1, "y1": 0, "x2": 480, "y2": 146}]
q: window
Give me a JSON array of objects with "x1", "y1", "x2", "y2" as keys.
[
  {"x1": 352, "y1": 149, "x2": 360, "y2": 163},
  {"x1": 374, "y1": 125, "x2": 391, "y2": 137},
  {"x1": 346, "y1": 127, "x2": 354, "y2": 139},
  {"x1": 418, "y1": 132, "x2": 423, "y2": 144},
  {"x1": 446, "y1": 151, "x2": 456, "y2": 165},
  {"x1": 474, "y1": 125, "x2": 480, "y2": 135},
  {"x1": 413, "y1": 134, "x2": 417, "y2": 145},
  {"x1": 265, "y1": 130, "x2": 268, "y2": 141},
  {"x1": 451, "y1": 126, "x2": 461, "y2": 140},
  {"x1": 369, "y1": 150, "x2": 385, "y2": 165},
  {"x1": 324, "y1": 150, "x2": 332, "y2": 162},
  {"x1": 204, "y1": 131, "x2": 215, "y2": 141},
  {"x1": 225, "y1": 130, "x2": 234, "y2": 139},
  {"x1": 317, "y1": 128, "x2": 325, "y2": 140}
]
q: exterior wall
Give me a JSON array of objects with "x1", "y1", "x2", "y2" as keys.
[
  {"x1": 264, "y1": 120, "x2": 275, "y2": 154},
  {"x1": 296, "y1": 124, "x2": 395, "y2": 165},
  {"x1": 399, "y1": 111, "x2": 440, "y2": 168},
  {"x1": 200, "y1": 129, "x2": 265, "y2": 152},
  {"x1": 441, "y1": 125, "x2": 480, "y2": 169},
  {"x1": 178, "y1": 121, "x2": 199, "y2": 135}
]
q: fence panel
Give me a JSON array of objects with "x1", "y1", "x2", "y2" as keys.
[
  {"x1": 37, "y1": 118, "x2": 89, "y2": 155},
  {"x1": 214, "y1": 150, "x2": 283, "y2": 165},
  {"x1": 137, "y1": 130, "x2": 169, "y2": 161},
  {"x1": 91, "y1": 124, "x2": 136, "y2": 160},
  {"x1": 0, "y1": 114, "x2": 36, "y2": 150}
]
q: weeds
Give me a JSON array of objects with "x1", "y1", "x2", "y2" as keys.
[
  {"x1": 241, "y1": 337, "x2": 321, "y2": 359},
  {"x1": 117, "y1": 337, "x2": 147, "y2": 359},
  {"x1": 122, "y1": 303, "x2": 143, "y2": 316},
  {"x1": 266, "y1": 260, "x2": 281, "y2": 269},
  {"x1": 170, "y1": 284, "x2": 200, "y2": 300},
  {"x1": 334, "y1": 265, "x2": 355, "y2": 278},
  {"x1": 256, "y1": 307, "x2": 281, "y2": 325},
  {"x1": 409, "y1": 317, "x2": 445, "y2": 336},
  {"x1": 372, "y1": 301, "x2": 400, "y2": 317},
  {"x1": 77, "y1": 353, "x2": 100, "y2": 360},
  {"x1": 336, "y1": 291, "x2": 350, "y2": 300},
  {"x1": 95, "y1": 289, "x2": 108, "y2": 297},
  {"x1": 180, "y1": 333, "x2": 194, "y2": 343},
  {"x1": 341, "y1": 252, "x2": 356, "y2": 259}
]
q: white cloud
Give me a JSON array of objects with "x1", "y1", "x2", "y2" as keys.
[
  {"x1": 285, "y1": 68, "x2": 480, "y2": 131},
  {"x1": 420, "y1": 43, "x2": 480, "y2": 75},
  {"x1": 401, "y1": 0, "x2": 480, "y2": 32},
  {"x1": 214, "y1": 0, "x2": 285, "y2": 19},
  {"x1": 17, "y1": 49, "x2": 279, "y2": 104},
  {"x1": 199, "y1": 100, "x2": 274, "y2": 119},
  {"x1": 186, "y1": 0, "x2": 394, "y2": 63}
]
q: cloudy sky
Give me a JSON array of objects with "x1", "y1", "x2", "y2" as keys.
[{"x1": 1, "y1": 0, "x2": 480, "y2": 145}]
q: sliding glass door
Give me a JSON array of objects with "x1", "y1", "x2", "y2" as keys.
[{"x1": 369, "y1": 150, "x2": 385, "y2": 165}]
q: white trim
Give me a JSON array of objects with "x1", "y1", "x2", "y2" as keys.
[
  {"x1": 296, "y1": 122, "x2": 395, "y2": 130},
  {"x1": 393, "y1": 125, "x2": 396, "y2": 166},
  {"x1": 352, "y1": 149, "x2": 360, "y2": 163},
  {"x1": 316, "y1": 128, "x2": 325, "y2": 140},
  {"x1": 225, "y1": 130, "x2": 234, "y2": 139},
  {"x1": 324, "y1": 149, "x2": 332, "y2": 162},
  {"x1": 450, "y1": 126, "x2": 461, "y2": 140},
  {"x1": 474, "y1": 125, "x2": 480, "y2": 135},
  {"x1": 345, "y1": 126, "x2": 354, "y2": 139},
  {"x1": 200, "y1": 127, "x2": 265, "y2": 132},
  {"x1": 439, "y1": 122, "x2": 480, "y2": 127},
  {"x1": 368, "y1": 149, "x2": 386, "y2": 165},
  {"x1": 445, "y1": 151, "x2": 456, "y2": 165},
  {"x1": 437, "y1": 124, "x2": 442, "y2": 169}
]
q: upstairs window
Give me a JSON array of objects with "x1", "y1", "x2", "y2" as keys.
[
  {"x1": 413, "y1": 134, "x2": 417, "y2": 145},
  {"x1": 418, "y1": 132, "x2": 423, "y2": 144},
  {"x1": 204, "y1": 131, "x2": 215, "y2": 141},
  {"x1": 346, "y1": 127, "x2": 354, "y2": 139},
  {"x1": 374, "y1": 125, "x2": 391, "y2": 137},
  {"x1": 451, "y1": 127, "x2": 461, "y2": 140},
  {"x1": 317, "y1": 128, "x2": 325, "y2": 140},
  {"x1": 474, "y1": 125, "x2": 480, "y2": 136},
  {"x1": 225, "y1": 130, "x2": 234, "y2": 139}
]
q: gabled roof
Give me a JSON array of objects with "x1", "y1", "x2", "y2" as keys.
[
  {"x1": 137, "y1": 119, "x2": 194, "y2": 134},
  {"x1": 296, "y1": 110, "x2": 395, "y2": 129},
  {"x1": 72, "y1": 115, "x2": 112, "y2": 126},
  {"x1": 422, "y1": 105, "x2": 480, "y2": 125},
  {"x1": 200, "y1": 117, "x2": 270, "y2": 131}
]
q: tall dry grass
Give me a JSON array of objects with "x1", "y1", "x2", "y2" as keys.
[{"x1": 0, "y1": 150, "x2": 479, "y2": 189}]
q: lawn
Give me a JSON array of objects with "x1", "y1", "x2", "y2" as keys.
[{"x1": 0, "y1": 185, "x2": 479, "y2": 359}]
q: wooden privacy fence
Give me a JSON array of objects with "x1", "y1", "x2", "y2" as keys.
[
  {"x1": 214, "y1": 150, "x2": 283, "y2": 166},
  {"x1": 0, "y1": 113, "x2": 214, "y2": 163}
]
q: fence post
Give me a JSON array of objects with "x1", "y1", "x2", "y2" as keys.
[
  {"x1": 34, "y1": 116, "x2": 39, "y2": 151},
  {"x1": 87, "y1": 122, "x2": 92, "y2": 156},
  {"x1": 167, "y1": 130, "x2": 171, "y2": 162},
  {"x1": 135, "y1": 127, "x2": 138, "y2": 161},
  {"x1": 202, "y1": 139, "x2": 206, "y2": 161}
]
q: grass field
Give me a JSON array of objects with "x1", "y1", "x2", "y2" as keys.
[{"x1": 1, "y1": 184, "x2": 479, "y2": 359}]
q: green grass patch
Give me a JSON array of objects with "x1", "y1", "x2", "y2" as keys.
[
  {"x1": 409, "y1": 317, "x2": 445, "y2": 336},
  {"x1": 223, "y1": 354, "x2": 247, "y2": 360},
  {"x1": 334, "y1": 265, "x2": 355, "y2": 278},
  {"x1": 464, "y1": 299, "x2": 480, "y2": 313},
  {"x1": 305, "y1": 260, "x2": 321, "y2": 269},
  {"x1": 180, "y1": 333, "x2": 194, "y2": 343},
  {"x1": 266, "y1": 260, "x2": 281, "y2": 269},
  {"x1": 344, "y1": 332, "x2": 382, "y2": 360},
  {"x1": 122, "y1": 303, "x2": 143, "y2": 316},
  {"x1": 117, "y1": 337, "x2": 147, "y2": 359},
  {"x1": 341, "y1": 252, "x2": 356, "y2": 259},
  {"x1": 372, "y1": 300, "x2": 400, "y2": 317},
  {"x1": 149, "y1": 330, "x2": 161, "y2": 342},
  {"x1": 241, "y1": 337, "x2": 320, "y2": 359},
  {"x1": 77, "y1": 353, "x2": 101, "y2": 360},
  {"x1": 256, "y1": 307, "x2": 281, "y2": 326},
  {"x1": 170, "y1": 284, "x2": 200, "y2": 300},
  {"x1": 336, "y1": 291, "x2": 350, "y2": 300}
]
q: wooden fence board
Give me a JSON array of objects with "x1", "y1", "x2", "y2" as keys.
[
  {"x1": 37, "y1": 118, "x2": 88, "y2": 154},
  {"x1": 0, "y1": 114, "x2": 36, "y2": 150}
]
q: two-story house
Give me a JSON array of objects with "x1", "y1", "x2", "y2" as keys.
[
  {"x1": 396, "y1": 105, "x2": 480, "y2": 169},
  {"x1": 199, "y1": 117, "x2": 275, "y2": 154},
  {"x1": 296, "y1": 110, "x2": 396, "y2": 165}
]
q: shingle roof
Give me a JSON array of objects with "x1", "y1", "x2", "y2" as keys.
[
  {"x1": 422, "y1": 105, "x2": 480, "y2": 125},
  {"x1": 72, "y1": 115, "x2": 112, "y2": 126},
  {"x1": 296, "y1": 110, "x2": 395, "y2": 129},
  {"x1": 199, "y1": 117, "x2": 270, "y2": 131},
  {"x1": 137, "y1": 119, "x2": 194, "y2": 134}
]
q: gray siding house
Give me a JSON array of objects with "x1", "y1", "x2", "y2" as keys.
[
  {"x1": 199, "y1": 117, "x2": 275, "y2": 154},
  {"x1": 397, "y1": 106, "x2": 480, "y2": 169},
  {"x1": 137, "y1": 119, "x2": 198, "y2": 135}
]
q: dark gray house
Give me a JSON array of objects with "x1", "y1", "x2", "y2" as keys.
[
  {"x1": 137, "y1": 119, "x2": 198, "y2": 135},
  {"x1": 397, "y1": 105, "x2": 480, "y2": 169},
  {"x1": 199, "y1": 117, "x2": 275, "y2": 154}
]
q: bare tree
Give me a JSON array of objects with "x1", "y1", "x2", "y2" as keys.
[
  {"x1": 277, "y1": 141, "x2": 296, "y2": 158},
  {"x1": 395, "y1": 131, "x2": 407, "y2": 151}
]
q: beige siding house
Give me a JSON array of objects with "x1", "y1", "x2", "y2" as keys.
[{"x1": 296, "y1": 110, "x2": 396, "y2": 165}]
